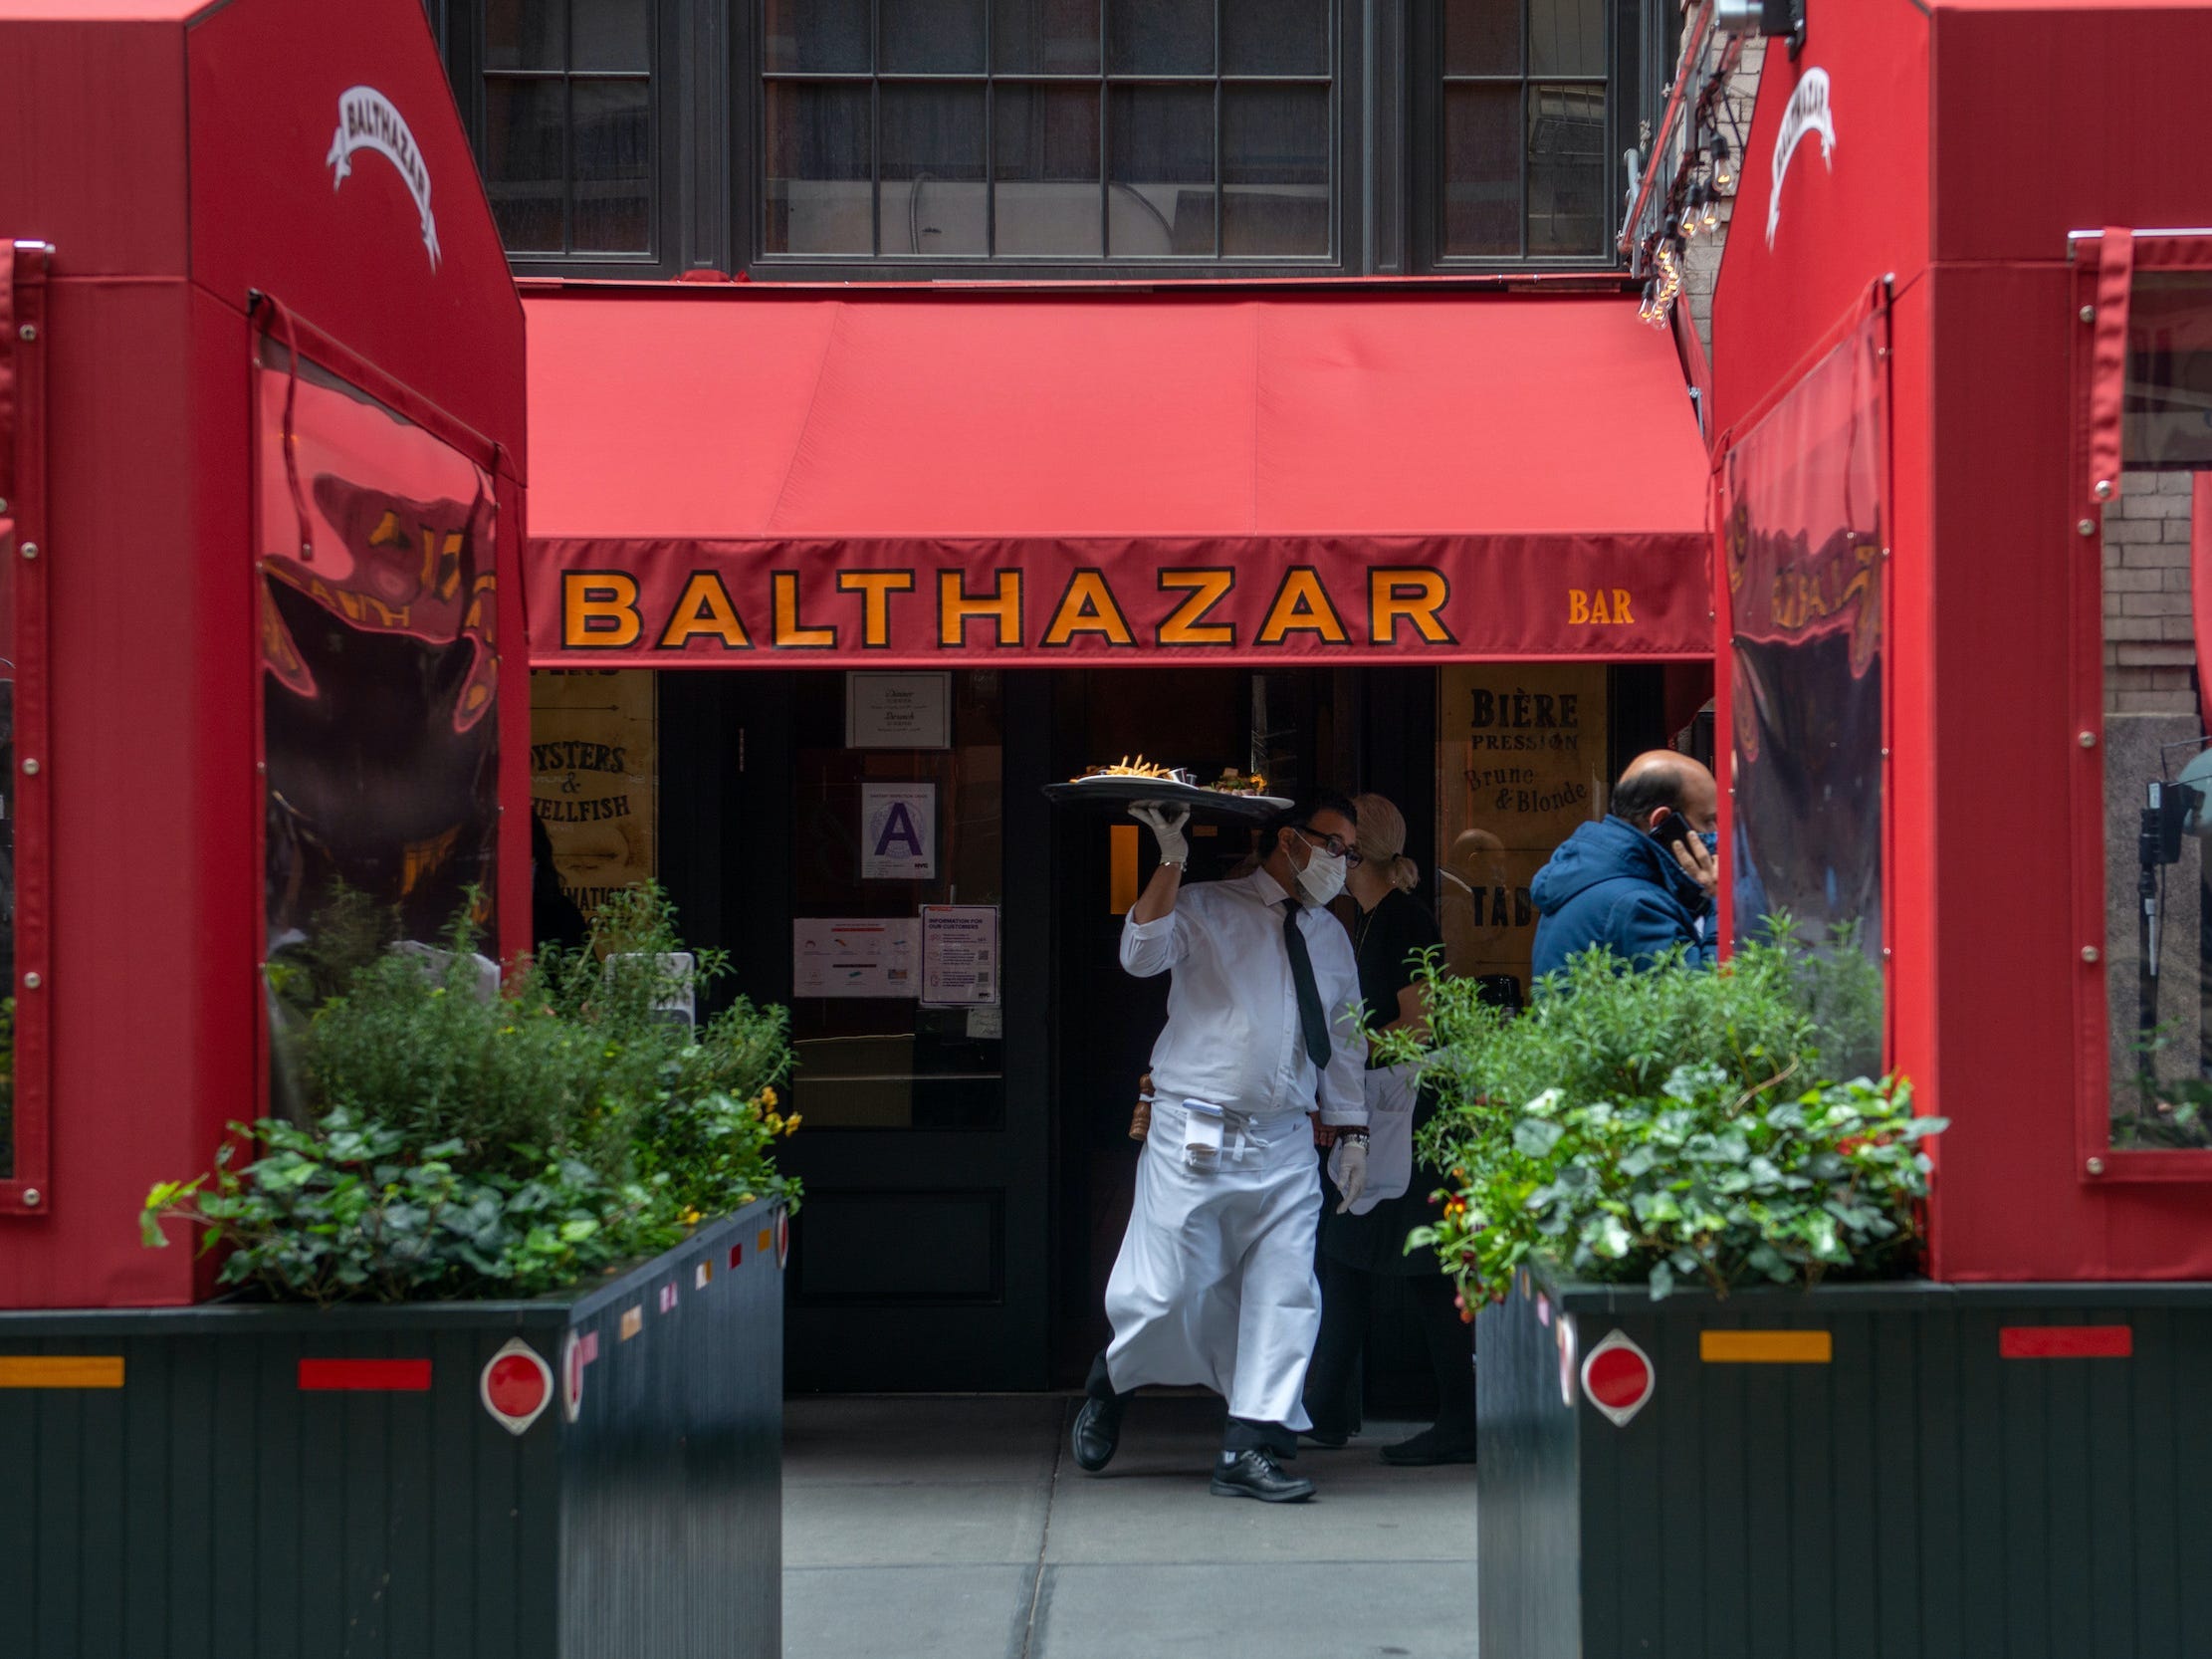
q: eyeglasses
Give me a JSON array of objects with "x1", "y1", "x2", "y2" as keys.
[{"x1": 1295, "y1": 827, "x2": 1363, "y2": 868}]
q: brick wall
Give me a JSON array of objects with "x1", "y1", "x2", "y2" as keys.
[
  {"x1": 1681, "y1": 39, "x2": 1764, "y2": 365},
  {"x1": 2102, "y1": 473, "x2": 2202, "y2": 1109},
  {"x1": 2104, "y1": 472, "x2": 2198, "y2": 714}
]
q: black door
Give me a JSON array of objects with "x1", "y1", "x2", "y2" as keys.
[{"x1": 661, "y1": 669, "x2": 1055, "y2": 1391}]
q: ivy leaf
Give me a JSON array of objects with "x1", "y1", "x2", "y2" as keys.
[{"x1": 1513, "y1": 1118, "x2": 1566, "y2": 1157}]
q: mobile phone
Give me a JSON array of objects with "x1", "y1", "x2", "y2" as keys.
[{"x1": 1652, "y1": 811, "x2": 1696, "y2": 855}]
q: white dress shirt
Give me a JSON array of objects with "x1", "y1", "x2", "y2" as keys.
[{"x1": 1120, "y1": 867, "x2": 1368, "y2": 1126}]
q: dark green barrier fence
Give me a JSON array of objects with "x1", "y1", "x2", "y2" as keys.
[{"x1": 0, "y1": 1200, "x2": 784, "y2": 1659}]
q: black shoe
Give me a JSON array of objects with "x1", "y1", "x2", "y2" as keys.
[
  {"x1": 1379, "y1": 1426, "x2": 1477, "y2": 1467},
  {"x1": 1210, "y1": 1449, "x2": 1317, "y2": 1503},
  {"x1": 1071, "y1": 1396, "x2": 1123, "y2": 1473},
  {"x1": 1299, "y1": 1427, "x2": 1351, "y2": 1449}
]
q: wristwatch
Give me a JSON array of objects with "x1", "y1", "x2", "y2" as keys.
[{"x1": 1335, "y1": 1127, "x2": 1370, "y2": 1145}]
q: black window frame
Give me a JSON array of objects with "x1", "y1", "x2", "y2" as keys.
[
  {"x1": 447, "y1": 0, "x2": 689, "y2": 278},
  {"x1": 436, "y1": 0, "x2": 1671, "y2": 281},
  {"x1": 742, "y1": 0, "x2": 1364, "y2": 279},
  {"x1": 1410, "y1": 0, "x2": 1645, "y2": 273}
]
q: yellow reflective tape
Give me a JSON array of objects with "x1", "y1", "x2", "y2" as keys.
[
  {"x1": 0, "y1": 1355, "x2": 125, "y2": 1388},
  {"x1": 758, "y1": 1228, "x2": 774, "y2": 1254},
  {"x1": 618, "y1": 1306, "x2": 643, "y2": 1342},
  {"x1": 1699, "y1": 1329, "x2": 1832, "y2": 1364}
]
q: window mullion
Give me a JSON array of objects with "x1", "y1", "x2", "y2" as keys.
[
  {"x1": 1213, "y1": 0, "x2": 1223, "y2": 257},
  {"x1": 870, "y1": 0, "x2": 883, "y2": 257},
  {"x1": 1098, "y1": 42, "x2": 1110, "y2": 257}
]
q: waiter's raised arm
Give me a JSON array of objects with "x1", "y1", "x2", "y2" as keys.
[
  {"x1": 1120, "y1": 805, "x2": 1193, "y2": 973},
  {"x1": 1123, "y1": 805, "x2": 1194, "y2": 973}
]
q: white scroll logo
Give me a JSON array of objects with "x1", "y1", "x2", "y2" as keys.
[
  {"x1": 1766, "y1": 68, "x2": 1835, "y2": 249},
  {"x1": 327, "y1": 86, "x2": 442, "y2": 271}
]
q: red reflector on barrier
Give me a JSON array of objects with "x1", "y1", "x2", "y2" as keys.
[
  {"x1": 481, "y1": 1339, "x2": 554, "y2": 1435},
  {"x1": 2000, "y1": 1325, "x2": 2132, "y2": 1359},
  {"x1": 1580, "y1": 1329, "x2": 1656, "y2": 1427},
  {"x1": 298, "y1": 1359, "x2": 431, "y2": 1392}
]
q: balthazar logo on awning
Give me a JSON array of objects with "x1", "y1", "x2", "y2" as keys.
[
  {"x1": 1766, "y1": 68, "x2": 1835, "y2": 249},
  {"x1": 327, "y1": 86, "x2": 441, "y2": 271}
]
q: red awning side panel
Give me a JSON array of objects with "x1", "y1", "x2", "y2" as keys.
[
  {"x1": 529, "y1": 530, "x2": 1712, "y2": 668},
  {"x1": 0, "y1": 19, "x2": 191, "y2": 279},
  {"x1": 1932, "y1": 2, "x2": 2212, "y2": 266},
  {"x1": 187, "y1": 0, "x2": 526, "y2": 465},
  {"x1": 0, "y1": 0, "x2": 531, "y2": 1310},
  {"x1": 1708, "y1": 0, "x2": 1930, "y2": 443}
]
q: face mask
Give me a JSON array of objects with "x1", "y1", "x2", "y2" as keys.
[
  {"x1": 1698, "y1": 830, "x2": 1719, "y2": 855},
  {"x1": 1296, "y1": 847, "x2": 1347, "y2": 906}
]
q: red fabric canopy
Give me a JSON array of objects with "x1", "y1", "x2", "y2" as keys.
[{"x1": 525, "y1": 284, "x2": 1711, "y2": 665}]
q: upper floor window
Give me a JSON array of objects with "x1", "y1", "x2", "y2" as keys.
[
  {"x1": 759, "y1": 0, "x2": 1337, "y2": 262},
  {"x1": 1436, "y1": 0, "x2": 1612, "y2": 261},
  {"x1": 481, "y1": 0, "x2": 657, "y2": 256}
]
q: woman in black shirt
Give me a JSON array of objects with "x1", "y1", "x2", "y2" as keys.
[{"x1": 1302, "y1": 794, "x2": 1477, "y2": 1465}]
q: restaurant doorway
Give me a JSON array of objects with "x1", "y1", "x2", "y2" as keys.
[{"x1": 542, "y1": 662, "x2": 1699, "y2": 1396}]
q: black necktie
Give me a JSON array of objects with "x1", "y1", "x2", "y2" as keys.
[{"x1": 1282, "y1": 898, "x2": 1332, "y2": 1069}]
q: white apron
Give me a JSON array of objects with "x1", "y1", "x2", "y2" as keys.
[{"x1": 1102, "y1": 1095, "x2": 1323, "y2": 1429}]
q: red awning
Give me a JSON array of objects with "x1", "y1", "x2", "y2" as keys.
[{"x1": 524, "y1": 284, "x2": 1711, "y2": 666}]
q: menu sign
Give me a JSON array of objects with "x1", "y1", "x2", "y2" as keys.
[
  {"x1": 531, "y1": 669, "x2": 657, "y2": 918},
  {"x1": 846, "y1": 671, "x2": 951, "y2": 749},
  {"x1": 1437, "y1": 664, "x2": 1609, "y2": 996}
]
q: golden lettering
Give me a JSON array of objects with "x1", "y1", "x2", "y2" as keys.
[
  {"x1": 837, "y1": 570, "x2": 916, "y2": 647},
  {"x1": 563, "y1": 573, "x2": 642, "y2": 649},
  {"x1": 938, "y1": 571, "x2": 1023, "y2": 647},
  {"x1": 1043, "y1": 571, "x2": 1136, "y2": 646},
  {"x1": 1255, "y1": 568, "x2": 1349, "y2": 645},
  {"x1": 773, "y1": 573, "x2": 837, "y2": 648},
  {"x1": 658, "y1": 572, "x2": 753, "y2": 649},
  {"x1": 1158, "y1": 569, "x2": 1236, "y2": 646},
  {"x1": 1368, "y1": 569, "x2": 1452, "y2": 645}
]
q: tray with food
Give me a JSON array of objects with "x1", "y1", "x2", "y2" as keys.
[{"x1": 1040, "y1": 758, "x2": 1293, "y2": 823}]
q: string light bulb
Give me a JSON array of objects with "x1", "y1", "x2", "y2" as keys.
[
  {"x1": 1711, "y1": 134, "x2": 1734, "y2": 191},
  {"x1": 1700, "y1": 185, "x2": 1721, "y2": 233},
  {"x1": 1649, "y1": 242, "x2": 1682, "y2": 329}
]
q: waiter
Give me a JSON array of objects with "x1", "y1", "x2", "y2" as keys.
[{"x1": 1073, "y1": 792, "x2": 1369, "y2": 1503}]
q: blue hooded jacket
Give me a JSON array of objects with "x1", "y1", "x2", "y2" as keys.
[{"x1": 1529, "y1": 816, "x2": 1717, "y2": 981}]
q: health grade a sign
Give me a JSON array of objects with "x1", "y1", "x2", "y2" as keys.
[{"x1": 531, "y1": 543, "x2": 1699, "y2": 667}]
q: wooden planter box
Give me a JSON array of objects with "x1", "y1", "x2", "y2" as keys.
[
  {"x1": 0, "y1": 1199, "x2": 785, "y2": 1659},
  {"x1": 1480, "y1": 1267, "x2": 2212, "y2": 1659}
]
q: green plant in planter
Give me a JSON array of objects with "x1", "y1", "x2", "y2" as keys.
[
  {"x1": 1389, "y1": 927, "x2": 1942, "y2": 1304},
  {"x1": 141, "y1": 886, "x2": 798, "y2": 1303}
]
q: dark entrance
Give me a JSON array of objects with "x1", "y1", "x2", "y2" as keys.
[{"x1": 648, "y1": 664, "x2": 1676, "y2": 1396}]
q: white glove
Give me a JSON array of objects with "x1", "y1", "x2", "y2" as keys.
[
  {"x1": 1129, "y1": 804, "x2": 1191, "y2": 866},
  {"x1": 1333, "y1": 1138, "x2": 1369, "y2": 1214}
]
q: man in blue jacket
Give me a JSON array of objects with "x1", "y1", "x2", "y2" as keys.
[{"x1": 1529, "y1": 751, "x2": 1721, "y2": 980}]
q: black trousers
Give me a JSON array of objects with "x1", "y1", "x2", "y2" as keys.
[
  {"x1": 1085, "y1": 1351, "x2": 1298, "y2": 1459},
  {"x1": 1303, "y1": 1255, "x2": 1475, "y2": 1442}
]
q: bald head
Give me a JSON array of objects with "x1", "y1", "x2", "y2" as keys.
[{"x1": 1611, "y1": 750, "x2": 1719, "y2": 835}]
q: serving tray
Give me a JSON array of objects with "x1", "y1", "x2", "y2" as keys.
[{"x1": 1040, "y1": 776, "x2": 1294, "y2": 823}]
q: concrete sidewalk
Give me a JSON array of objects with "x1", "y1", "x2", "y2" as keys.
[{"x1": 783, "y1": 1393, "x2": 1478, "y2": 1659}]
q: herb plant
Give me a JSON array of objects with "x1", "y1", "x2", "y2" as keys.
[
  {"x1": 142, "y1": 886, "x2": 798, "y2": 1303},
  {"x1": 1386, "y1": 927, "x2": 1941, "y2": 1304}
]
